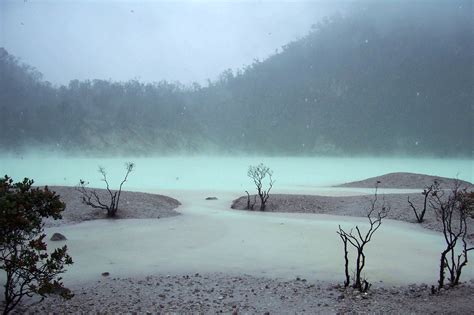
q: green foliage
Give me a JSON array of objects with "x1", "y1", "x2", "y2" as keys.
[
  {"x1": 462, "y1": 191, "x2": 474, "y2": 218},
  {"x1": 0, "y1": 176, "x2": 73, "y2": 315}
]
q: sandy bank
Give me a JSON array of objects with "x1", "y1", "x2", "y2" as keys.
[
  {"x1": 43, "y1": 186, "x2": 181, "y2": 227},
  {"x1": 231, "y1": 192, "x2": 473, "y2": 239},
  {"x1": 232, "y1": 172, "x2": 474, "y2": 238}
]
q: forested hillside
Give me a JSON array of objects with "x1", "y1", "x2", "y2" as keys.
[{"x1": 1, "y1": 2, "x2": 472, "y2": 156}]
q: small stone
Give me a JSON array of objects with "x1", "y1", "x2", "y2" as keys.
[
  {"x1": 205, "y1": 197, "x2": 218, "y2": 200},
  {"x1": 50, "y1": 233, "x2": 67, "y2": 241},
  {"x1": 101, "y1": 272, "x2": 110, "y2": 277}
]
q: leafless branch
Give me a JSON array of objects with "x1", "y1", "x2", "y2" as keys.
[
  {"x1": 76, "y1": 162, "x2": 135, "y2": 217},
  {"x1": 247, "y1": 163, "x2": 274, "y2": 211},
  {"x1": 430, "y1": 179, "x2": 473, "y2": 290},
  {"x1": 336, "y1": 183, "x2": 389, "y2": 292}
]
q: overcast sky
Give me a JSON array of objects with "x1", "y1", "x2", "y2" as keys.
[{"x1": 0, "y1": 0, "x2": 347, "y2": 86}]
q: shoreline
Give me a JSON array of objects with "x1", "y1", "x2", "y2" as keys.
[{"x1": 231, "y1": 192, "x2": 474, "y2": 240}]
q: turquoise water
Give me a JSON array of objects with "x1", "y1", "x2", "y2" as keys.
[{"x1": 0, "y1": 156, "x2": 471, "y2": 191}]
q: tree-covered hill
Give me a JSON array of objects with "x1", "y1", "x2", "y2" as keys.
[
  {"x1": 197, "y1": 2, "x2": 473, "y2": 156},
  {"x1": 1, "y1": 1, "x2": 472, "y2": 156}
]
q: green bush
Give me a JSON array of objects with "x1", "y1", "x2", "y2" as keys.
[{"x1": 0, "y1": 176, "x2": 73, "y2": 315}]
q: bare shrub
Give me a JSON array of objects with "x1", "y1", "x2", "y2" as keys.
[
  {"x1": 430, "y1": 180, "x2": 473, "y2": 290},
  {"x1": 337, "y1": 184, "x2": 389, "y2": 292},
  {"x1": 76, "y1": 162, "x2": 134, "y2": 218},
  {"x1": 247, "y1": 163, "x2": 275, "y2": 211},
  {"x1": 407, "y1": 183, "x2": 435, "y2": 223}
]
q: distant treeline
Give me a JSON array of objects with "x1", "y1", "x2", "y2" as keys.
[{"x1": 1, "y1": 2, "x2": 472, "y2": 156}]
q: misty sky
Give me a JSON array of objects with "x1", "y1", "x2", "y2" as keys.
[{"x1": 0, "y1": 0, "x2": 346, "y2": 86}]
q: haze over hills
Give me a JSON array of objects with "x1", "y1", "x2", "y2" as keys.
[{"x1": 1, "y1": 1, "x2": 472, "y2": 157}]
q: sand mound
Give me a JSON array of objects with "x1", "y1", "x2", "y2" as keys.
[
  {"x1": 231, "y1": 193, "x2": 474, "y2": 239},
  {"x1": 335, "y1": 172, "x2": 473, "y2": 189},
  {"x1": 43, "y1": 186, "x2": 181, "y2": 227}
]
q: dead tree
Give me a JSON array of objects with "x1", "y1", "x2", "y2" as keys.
[
  {"x1": 247, "y1": 163, "x2": 275, "y2": 211},
  {"x1": 408, "y1": 183, "x2": 435, "y2": 223},
  {"x1": 336, "y1": 184, "x2": 389, "y2": 292},
  {"x1": 430, "y1": 180, "x2": 473, "y2": 290},
  {"x1": 337, "y1": 232, "x2": 350, "y2": 288},
  {"x1": 245, "y1": 190, "x2": 257, "y2": 210},
  {"x1": 76, "y1": 162, "x2": 134, "y2": 218}
]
